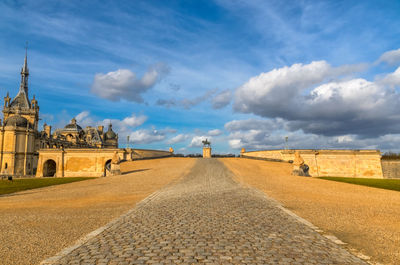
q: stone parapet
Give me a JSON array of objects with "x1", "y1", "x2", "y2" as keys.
[
  {"x1": 381, "y1": 160, "x2": 400, "y2": 179},
  {"x1": 241, "y1": 149, "x2": 383, "y2": 178}
]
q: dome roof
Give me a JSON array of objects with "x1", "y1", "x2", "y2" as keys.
[
  {"x1": 105, "y1": 130, "x2": 117, "y2": 140},
  {"x1": 4, "y1": 115, "x2": 30, "y2": 128},
  {"x1": 64, "y1": 118, "x2": 82, "y2": 132},
  {"x1": 105, "y1": 124, "x2": 117, "y2": 140}
]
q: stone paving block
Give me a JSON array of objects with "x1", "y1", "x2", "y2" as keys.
[{"x1": 45, "y1": 159, "x2": 368, "y2": 265}]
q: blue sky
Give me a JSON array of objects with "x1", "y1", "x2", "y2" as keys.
[{"x1": 1, "y1": 0, "x2": 400, "y2": 154}]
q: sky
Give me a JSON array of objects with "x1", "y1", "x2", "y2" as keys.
[{"x1": 1, "y1": 0, "x2": 400, "y2": 154}]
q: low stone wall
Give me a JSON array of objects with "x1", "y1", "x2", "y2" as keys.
[
  {"x1": 36, "y1": 148, "x2": 172, "y2": 177},
  {"x1": 381, "y1": 160, "x2": 400, "y2": 179},
  {"x1": 131, "y1": 149, "x2": 172, "y2": 160},
  {"x1": 242, "y1": 149, "x2": 383, "y2": 178}
]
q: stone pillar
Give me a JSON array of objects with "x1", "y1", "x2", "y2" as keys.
[
  {"x1": 240, "y1": 148, "x2": 246, "y2": 157},
  {"x1": 126, "y1": 148, "x2": 133, "y2": 161},
  {"x1": 110, "y1": 151, "x2": 121, "y2": 175},
  {"x1": 110, "y1": 163, "x2": 121, "y2": 175},
  {"x1": 203, "y1": 147, "x2": 211, "y2": 158}
]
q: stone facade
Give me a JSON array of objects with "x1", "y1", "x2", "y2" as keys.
[
  {"x1": 241, "y1": 149, "x2": 384, "y2": 178},
  {"x1": 1, "y1": 52, "x2": 171, "y2": 178}
]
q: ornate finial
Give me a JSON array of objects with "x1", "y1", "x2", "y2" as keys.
[
  {"x1": 31, "y1": 94, "x2": 38, "y2": 109},
  {"x1": 4, "y1": 92, "x2": 11, "y2": 108},
  {"x1": 71, "y1": 117, "x2": 76, "y2": 124}
]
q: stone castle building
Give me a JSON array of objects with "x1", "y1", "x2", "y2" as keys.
[{"x1": 0, "y1": 52, "x2": 119, "y2": 177}]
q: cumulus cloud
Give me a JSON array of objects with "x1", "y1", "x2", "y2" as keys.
[
  {"x1": 234, "y1": 61, "x2": 335, "y2": 116},
  {"x1": 234, "y1": 61, "x2": 400, "y2": 137},
  {"x1": 207, "y1": 129, "x2": 223, "y2": 136},
  {"x1": 167, "y1": 134, "x2": 189, "y2": 144},
  {"x1": 74, "y1": 111, "x2": 147, "y2": 136},
  {"x1": 225, "y1": 117, "x2": 400, "y2": 152},
  {"x1": 91, "y1": 63, "x2": 169, "y2": 102},
  {"x1": 76, "y1": 111, "x2": 90, "y2": 122},
  {"x1": 129, "y1": 128, "x2": 176, "y2": 144},
  {"x1": 120, "y1": 115, "x2": 148, "y2": 127},
  {"x1": 225, "y1": 119, "x2": 288, "y2": 150},
  {"x1": 157, "y1": 88, "x2": 218, "y2": 109},
  {"x1": 378, "y1": 48, "x2": 400, "y2": 66},
  {"x1": 189, "y1": 135, "x2": 212, "y2": 147},
  {"x1": 380, "y1": 67, "x2": 400, "y2": 87},
  {"x1": 212, "y1": 89, "x2": 232, "y2": 109}
]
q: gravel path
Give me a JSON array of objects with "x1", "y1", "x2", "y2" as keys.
[{"x1": 43, "y1": 158, "x2": 367, "y2": 265}]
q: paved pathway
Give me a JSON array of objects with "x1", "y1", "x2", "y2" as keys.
[{"x1": 43, "y1": 159, "x2": 367, "y2": 264}]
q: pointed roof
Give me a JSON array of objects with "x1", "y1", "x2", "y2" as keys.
[{"x1": 10, "y1": 48, "x2": 31, "y2": 109}]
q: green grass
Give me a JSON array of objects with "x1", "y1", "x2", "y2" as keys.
[
  {"x1": 318, "y1": 177, "x2": 400, "y2": 192},
  {"x1": 0, "y1": 177, "x2": 94, "y2": 195}
]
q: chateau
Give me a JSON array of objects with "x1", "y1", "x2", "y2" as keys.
[{"x1": 0, "y1": 52, "x2": 120, "y2": 177}]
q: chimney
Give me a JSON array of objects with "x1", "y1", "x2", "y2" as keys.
[
  {"x1": 44, "y1": 124, "x2": 52, "y2": 137},
  {"x1": 98, "y1": 125, "x2": 104, "y2": 133}
]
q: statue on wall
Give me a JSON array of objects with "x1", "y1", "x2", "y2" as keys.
[
  {"x1": 292, "y1": 151, "x2": 310, "y2": 176},
  {"x1": 202, "y1": 138, "x2": 211, "y2": 147}
]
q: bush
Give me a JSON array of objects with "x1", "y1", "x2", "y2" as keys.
[{"x1": 381, "y1": 152, "x2": 400, "y2": 160}]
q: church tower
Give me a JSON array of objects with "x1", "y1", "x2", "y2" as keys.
[{"x1": 0, "y1": 49, "x2": 40, "y2": 176}]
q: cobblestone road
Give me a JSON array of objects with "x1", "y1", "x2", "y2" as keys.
[{"x1": 44, "y1": 159, "x2": 367, "y2": 264}]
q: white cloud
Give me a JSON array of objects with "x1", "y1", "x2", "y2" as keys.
[
  {"x1": 336, "y1": 135, "x2": 354, "y2": 143},
  {"x1": 167, "y1": 134, "x2": 189, "y2": 144},
  {"x1": 129, "y1": 129, "x2": 166, "y2": 144},
  {"x1": 378, "y1": 48, "x2": 400, "y2": 66},
  {"x1": 189, "y1": 135, "x2": 212, "y2": 147},
  {"x1": 129, "y1": 128, "x2": 175, "y2": 145},
  {"x1": 224, "y1": 117, "x2": 400, "y2": 153},
  {"x1": 72, "y1": 111, "x2": 147, "y2": 137},
  {"x1": 207, "y1": 129, "x2": 223, "y2": 136},
  {"x1": 234, "y1": 61, "x2": 400, "y2": 137},
  {"x1": 157, "y1": 88, "x2": 218, "y2": 109},
  {"x1": 212, "y1": 89, "x2": 232, "y2": 109},
  {"x1": 76, "y1": 111, "x2": 90, "y2": 122},
  {"x1": 91, "y1": 63, "x2": 169, "y2": 102},
  {"x1": 234, "y1": 60, "x2": 333, "y2": 114},
  {"x1": 121, "y1": 115, "x2": 148, "y2": 127},
  {"x1": 380, "y1": 67, "x2": 400, "y2": 87}
]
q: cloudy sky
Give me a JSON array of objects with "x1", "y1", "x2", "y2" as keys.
[{"x1": 1, "y1": 0, "x2": 400, "y2": 154}]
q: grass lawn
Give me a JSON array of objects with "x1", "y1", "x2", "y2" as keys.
[
  {"x1": 0, "y1": 177, "x2": 94, "y2": 195},
  {"x1": 319, "y1": 177, "x2": 400, "y2": 192}
]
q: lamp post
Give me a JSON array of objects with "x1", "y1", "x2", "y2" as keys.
[{"x1": 285, "y1": 136, "x2": 288, "y2": 150}]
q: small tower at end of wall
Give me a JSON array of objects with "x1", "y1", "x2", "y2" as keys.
[
  {"x1": 201, "y1": 138, "x2": 212, "y2": 158},
  {"x1": 203, "y1": 147, "x2": 211, "y2": 158}
]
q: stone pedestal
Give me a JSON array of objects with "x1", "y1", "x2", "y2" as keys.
[
  {"x1": 203, "y1": 147, "x2": 211, "y2": 158},
  {"x1": 110, "y1": 163, "x2": 121, "y2": 176}
]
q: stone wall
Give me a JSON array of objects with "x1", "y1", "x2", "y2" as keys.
[
  {"x1": 242, "y1": 149, "x2": 383, "y2": 178},
  {"x1": 131, "y1": 149, "x2": 172, "y2": 160},
  {"x1": 36, "y1": 148, "x2": 172, "y2": 177},
  {"x1": 381, "y1": 160, "x2": 400, "y2": 179}
]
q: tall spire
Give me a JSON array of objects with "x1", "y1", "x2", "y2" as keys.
[
  {"x1": 20, "y1": 42, "x2": 29, "y2": 95},
  {"x1": 9, "y1": 44, "x2": 31, "y2": 109}
]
